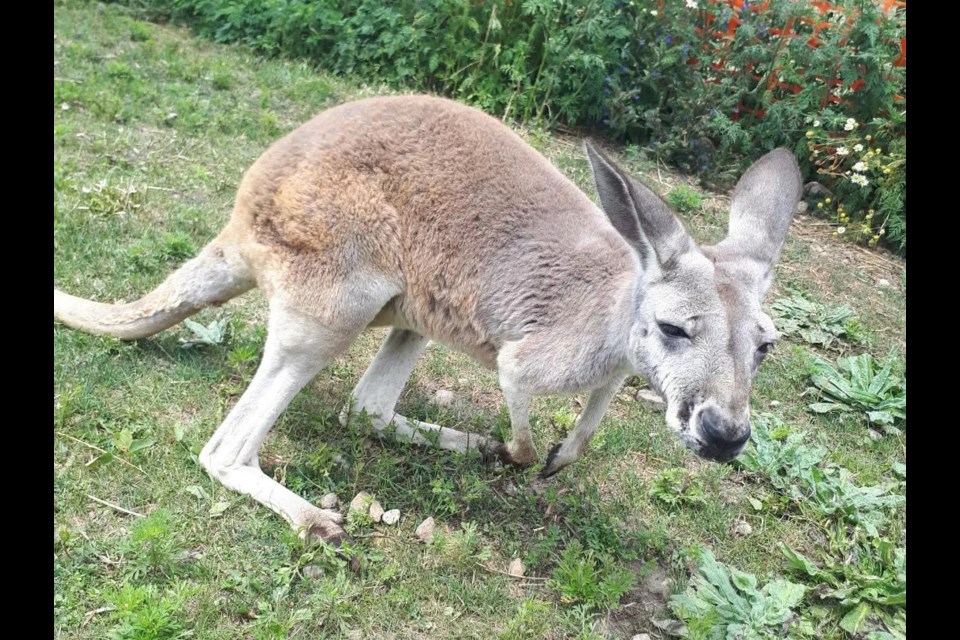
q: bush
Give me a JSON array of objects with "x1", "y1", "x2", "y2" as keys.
[{"x1": 123, "y1": 1, "x2": 906, "y2": 254}]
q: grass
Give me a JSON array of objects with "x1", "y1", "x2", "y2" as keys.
[{"x1": 53, "y1": 3, "x2": 907, "y2": 639}]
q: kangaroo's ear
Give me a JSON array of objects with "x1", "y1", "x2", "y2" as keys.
[
  {"x1": 712, "y1": 148, "x2": 803, "y2": 295},
  {"x1": 584, "y1": 139, "x2": 693, "y2": 269}
]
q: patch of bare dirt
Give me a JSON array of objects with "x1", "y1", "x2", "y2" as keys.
[{"x1": 598, "y1": 562, "x2": 675, "y2": 639}]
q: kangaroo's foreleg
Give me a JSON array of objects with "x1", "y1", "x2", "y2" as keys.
[{"x1": 540, "y1": 376, "x2": 626, "y2": 478}]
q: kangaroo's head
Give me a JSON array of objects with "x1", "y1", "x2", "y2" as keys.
[{"x1": 585, "y1": 142, "x2": 802, "y2": 463}]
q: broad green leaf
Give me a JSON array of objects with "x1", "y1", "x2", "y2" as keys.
[
  {"x1": 112, "y1": 428, "x2": 134, "y2": 453},
  {"x1": 129, "y1": 438, "x2": 156, "y2": 453},
  {"x1": 839, "y1": 602, "x2": 871, "y2": 634}
]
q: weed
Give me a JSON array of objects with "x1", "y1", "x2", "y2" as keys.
[
  {"x1": 548, "y1": 540, "x2": 635, "y2": 611},
  {"x1": 105, "y1": 582, "x2": 195, "y2": 640},
  {"x1": 499, "y1": 599, "x2": 557, "y2": 640},
  {"x1": 738, "y1": 415, "x2": 903, "y2": 536},
  {"x1": 649, "y1": 468, "x2": 706, "y2": 510},
  {"x1": 179, "y1": 317, "x2": 228, "y2": 348},
  {"x1": 125, "y1": 509, "x2": 182, "y2": 580},
  {"x1": 770, "y1": 293, "x2": 861, "y2": 350},
  {"x1": 668, "y1": 547, "x2": 806, "y2": 640},
  {"x1": 782, "y1": 538, "x2": 905, "y2": 638},
  {"x1": 807, "y1": 350, "x2": 906, "y2": 427},
  {"x1": 666, "y1": 184, "x2": 704, "y2": 214}
]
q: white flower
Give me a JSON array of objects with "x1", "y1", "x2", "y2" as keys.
[
  {"x1": 813, "y1": 120, "x2": 821, "y2": 127},
  {"x1": 852, "y1": 161, "x2": 868, "y2": 172},
  {"x1": 686, "y1": 0, "x2": 699, "y2": 8},
  {"x1": 844, "y1": 117, "x2": 858, "y2": 131},
  {"x1": 853, "y1": 143, "x2": 864, "y2": 152},
  {"x1": 837, "y1": 226, "x2": 847, "y2": 235},
  {"x1": 850, "y1": 174, "x2": 869, "y2": 187},
  {"x1": 650, "y1": 10, "x2": 658, "y2": 16},
  {"x1": 836, "y1": 146, "x2": 850, "y2": 156}
]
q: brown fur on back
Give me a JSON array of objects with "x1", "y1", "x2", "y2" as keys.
[{"x1": 226, "y1": 95, "x2": 634, "y2": 366}]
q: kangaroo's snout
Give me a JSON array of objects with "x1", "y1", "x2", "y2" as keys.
[{"x1": 697, "y1": 406, "x2": 751, "y2": 463}]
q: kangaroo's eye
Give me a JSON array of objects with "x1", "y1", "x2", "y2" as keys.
[{"x1": 658, "y1": 323, "x2": 690, "y2": 339}]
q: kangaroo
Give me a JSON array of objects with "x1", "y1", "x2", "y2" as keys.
[{"x1": 55, "y1": 95, "x2": 802, "y2": 545}]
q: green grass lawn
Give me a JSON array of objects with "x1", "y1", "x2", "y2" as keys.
[{"x1": 54, "y1": 3, "x2": 906, "y2": 639}]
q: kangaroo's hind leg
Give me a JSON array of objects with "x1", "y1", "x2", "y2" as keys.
[
  {"x1": 343, "y1": 328, "x2": 497, "y2": 455},
  {"x1": 199, "y1": 287, "x2": 393, "y2": 545}
]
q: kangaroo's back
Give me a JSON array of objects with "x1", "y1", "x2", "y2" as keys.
[{"x1": 228, "y1": 95, "x2": 634, "y2": 363}]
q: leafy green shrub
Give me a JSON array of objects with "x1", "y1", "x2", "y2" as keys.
[
  {"x1": 737, "y1": 414, "x2": 825, "y2": 495},
  {"x1": 548, "y1": 540, "x2": 635, "y2": 611},
  {"x1": 123, "y1": 0, "x2": 906, "y2": 253},
  {"x1": 782, "y1": 539, "x2": 905, "y2": 638},
  {"x1": 105, "y1": 582, "x2": 195, "y2": 640},
  {"x1": 666, "y1": 184, "x2": 704, "y2": 214},
  {"x1": 807, "y1": 351, "x2": 906, "y2": 427},
  {"x1": 125, "y1": 509, "x2": 182, "y2": 580},
  {"x1": 648, "y1": 468, "x2": 706, "y2": 510},
  {"x1": 668, "y1": 547, "x2": 806, "y2": 639},
  {"x1": 738, "y1": 414, "x2": 903, "y2": 536},
  {"x1": 770, "y1": 293, "x2": 861, "y2": 349}
]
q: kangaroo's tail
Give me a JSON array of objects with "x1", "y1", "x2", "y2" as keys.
[{"x1": 54, "y1": 240, "x2": 255, "y2": 340}]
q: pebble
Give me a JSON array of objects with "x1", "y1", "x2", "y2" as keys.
[
  {"x1": 508, "y1": 558, "x2": 525, "y2": 577},
  {"x1": 416, "y1": 517, "x2": 436, "y2": 543},
  {"x1": 382, "y1": 509, "x2": 401, "y2": 525},
  {"x1": 319, "y1": 493, "x2": 339, "y2": 510},
  {"x1": 369, "y1": 500, "x2": 385, "y2": 523},
  {"x1": 733, "y1": 520, "x2": 753, "y2": 537},
  {"x1": 349, "y1": 491, "x2": 373, "y2": 514}
]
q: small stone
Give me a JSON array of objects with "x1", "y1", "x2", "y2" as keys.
[
  {"x1": 349, "y1": 491, "x2": 373, "y2": 514},
  {"x1": 733, "y1": 520, "x2": 753, "y2": 537},
  {"x1": 877, "y1": 278, "x2": 891, "y2": 288},
  {"x1": 636, "y1": 388, "x2": 666, "y2": 411},
  {"x1": 503, "y1": 482, "x2": 519, "y2": 496},
  {"x1": 319, "y1": 493, "x2": 339, "y2": 510},
  {"x1": 369, "y1": 500, "x2": 385, "y2": 523},
  {"x1": 769, "y1": 400, "x2": 781, "y2": 407},
  {"x1": 302, "y1": 564, "x2": 324, "y2": 580},
  {"x1": 867, "y1": 429, "x2": 882, "y2": 441},
  {"x1": 632, "y1": 634, "x2": 652, "y2": 640},
  {"x1": 508, "y1": 558, "x2": 525, "y2": 577},
  {"x1": 415, "y1": 517, "x2": 435, "y2": 543},
  {"x1": 382, "y1": 509, "x2": 401, "y2": 525},
  {"x1": 433, "y1": 389, "x2": 457, "y2": 407},
  {"x1": 796, "y1": 201, "x2": 808, "y2": 214}
]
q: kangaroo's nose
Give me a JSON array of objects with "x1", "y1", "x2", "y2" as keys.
[{"x1": 699, "y1": 406, "x2": 750, "y2": 459}]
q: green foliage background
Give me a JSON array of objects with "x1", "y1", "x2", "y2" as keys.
[{"x1": 121, "y1": 0, "x2": 906, "y2": 254}]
